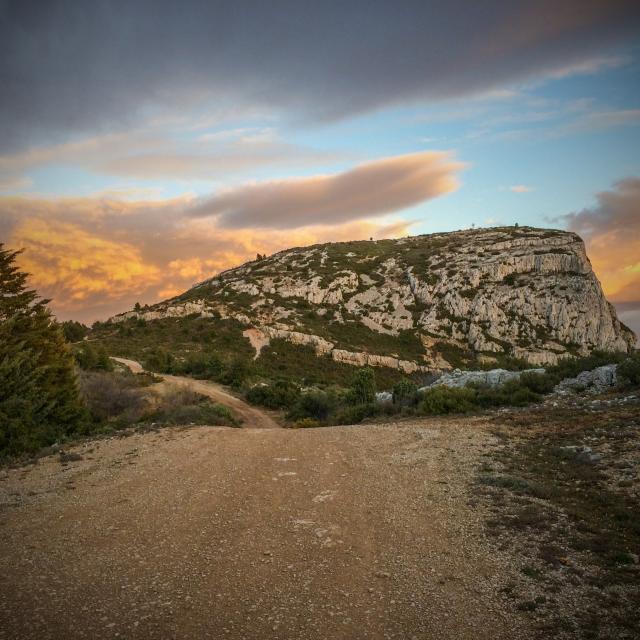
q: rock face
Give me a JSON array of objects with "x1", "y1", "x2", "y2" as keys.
[{"x1": 110, "y1": 226, "x2": 636, "y2": 371}]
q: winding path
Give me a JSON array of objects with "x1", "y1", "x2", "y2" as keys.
[{"x1": 112, "y1": 357, "x2": 281, "y2": 429}]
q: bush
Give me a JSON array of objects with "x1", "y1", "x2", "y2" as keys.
[
  {"x1": 392, "y1": 378, "x2": 419, "y2": 406},
  {"x1": 79, "y1": 371, "x2": 147, "y2": 423},
  {"x1": 144, "y1": 347, "x2": 175, "y2": 373},
  {"x1": 74, "y1": 343, "x2": 113, "y2": 371},
  {"x1": 288, "y1": 389, "x2": 336, "y2": 422},
  {"x1": 546, "y1": 350, "x2": 626, "y2": 384},
  {"x1": 61, "y1": 320, "x2": 88, "y2": 343},
  {"x1": 420, "y1": 386, "x2": 477, "y2": 415},
  {"x1": 519, "y1": 371, "x2": 556, "y2": 394},
  {"x1": 245, "y1": 379, "x2": 300, "y2": 409},
  {"x1": 179, "y1": 351, "x2": 224, "y2": 379},
  {"x1": 219, "y1": 358, "x2": 250, "y2": 388},
  {"x1": 331, "y1": 403, "x2": 377, "y2": 425},
  {"x1": 618, "y1": 353, "x2": 640, "y2": 387},
  {"x1": 146, "y1": 399, "x2": 237, "y2": 427},
  {"x1": 349, "y1": 367, "x2": 376, "y2": 405},
  {"x1": 474, "y1": 379, "x2": 539, "y2": 407}
]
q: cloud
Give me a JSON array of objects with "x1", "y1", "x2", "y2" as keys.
[
  {"x1": 10, "y1": 218, "x2": 163, "y2": 305},
  {"x1": 0, "y1": 127, "x2": 336, "y2": 188},
  {"x1": 3, "y1": 195, "x2": 413, "y2": 323},
  {"x1": 1, "y1": 1, "x2": 638, "y2": 151},
  {"x1": 509, "y1": 185, "x2": 533, "y2": 193},
  {"x1": 557, "y1": 109, "x2": 640, "y2": 135},
  {"x1": 189, "y1": 151, "x2": 463, "y2": 229},
  {"x1": 560, "y1": 177, "x2": 640, "y2": 336}
]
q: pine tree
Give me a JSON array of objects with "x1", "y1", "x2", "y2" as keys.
[
  {"x1": 350, "y1": 367, "x2": 376, "y2": 405},
  {"x1": 0, "y1": 245, "x2": 85, "y2": 456}
]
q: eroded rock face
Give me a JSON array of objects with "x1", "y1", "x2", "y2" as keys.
[{"x1": 109, "y1": 226, "x2": 636, "y2": 370}]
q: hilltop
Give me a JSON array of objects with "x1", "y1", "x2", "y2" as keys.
[{"x1": 99, "y1": 226, "x2": 635, "y2": 383}]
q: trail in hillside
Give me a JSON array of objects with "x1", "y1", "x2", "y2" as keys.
[
  {"x1": 0, "y1": 418, "x2": 527, "y2": 640},
  {"x1": 112, "y1": 357, "x2": 281, "y2": 429}
]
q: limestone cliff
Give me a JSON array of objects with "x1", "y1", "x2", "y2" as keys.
[{"x1": 111, "y1": 227, "x2": 636, "y2": 370}]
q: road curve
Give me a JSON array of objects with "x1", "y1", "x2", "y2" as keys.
[{"x1": 112, "y1": 357, "x2": 281, "y2": 429}]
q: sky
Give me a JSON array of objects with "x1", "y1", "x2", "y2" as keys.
[{"x1": 1, "y1": 0, "x2": 639, "y2": 335}]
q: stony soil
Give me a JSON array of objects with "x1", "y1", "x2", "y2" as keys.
[{"x1": 0, "y1": 417, "x2": 528, "y2": 640}]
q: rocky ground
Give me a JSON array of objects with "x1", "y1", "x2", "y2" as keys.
[
  {"x1": 1, "y1": 387, "x2": 638, "y2": 640},
  {"x1": 0, "y1": 417, "x2": 526, "y2": 640}
]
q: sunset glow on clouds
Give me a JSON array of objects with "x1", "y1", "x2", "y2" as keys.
[
  {"x1": 0, "y1": 1, "x2": 639, "y2": 333},
  {"x1": 561, "y1": 178, "x2": 640, "y2": 333},
  {"x1": 2, "y1": 191, "x2": 413, "y2": 322}
]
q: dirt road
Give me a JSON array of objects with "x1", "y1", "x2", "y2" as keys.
[
  {"x1": 0, "y1": 418, "x2": 527, "y2": 639},
  {"x1": 112, "y1": 357, "x2": 281, "y2": 429}
]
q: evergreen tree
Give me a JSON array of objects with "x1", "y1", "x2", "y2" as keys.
[
  {"x1": 0, "y1": 245, "x2": 85, "y2": 456},
  {"x1": 60, "y1": 320, "x2": 88, "y2": 342},
  {"x1": 349, "y1": 368, "x2": 376, "y2": 405}
]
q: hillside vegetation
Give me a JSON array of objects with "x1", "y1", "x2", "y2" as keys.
[{"x1": 107, "y1": 226, "x2": 635, "y2": 375}]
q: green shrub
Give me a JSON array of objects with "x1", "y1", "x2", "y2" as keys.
[
  {"x1": 519, "y1": 371, "x2": 556, "y2": 394},
  {"x1": 474, "y1": 379, "x2": 540, "y2": 407},
  {"x1": 245, "y1": 379, "x2": 300, "y2": 409},
  {"x1": 618, "y1": 353, "x2": 640, "y2": 387},
  {"x1": 420, "y1": 386, "x2": 478, "y2": 414},
  {"x1": 147, "y1": 400, "x2": 237, "y2": 427},
  {"x1": 331, "y1": 403, "x2": 377, "y2": 425},
  {"x1": 219, "y1": 358, "x2": 250, "y2": 388},
  {"x1": 179, "y1": 351, "x2": 224, "y2": 379},
  {"x1": 349, "y1": 367, "x2": 376, "y2": 405},
  {"x1": 61, "y1": 320, "x2": 88, "y2": 343},
  {"x1": 144, "y1": 347, "x2": 175, "y2": 373},
  {"x1": 288, "y1": 390, "x2": 336, "y2": 421},
  {"x1": 74, "y1": 343, "x2": 113, "y2": 371},
  {"x1": 392, "y1": 378, "x2": 419, "y2": 406},
  {"x1": 546, "y1": 350, "x2": 626, "y2": 383}
]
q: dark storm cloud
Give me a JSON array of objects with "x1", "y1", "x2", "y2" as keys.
[{"x1": 1, "y1": 0, "x2": 639, "y2": 151}]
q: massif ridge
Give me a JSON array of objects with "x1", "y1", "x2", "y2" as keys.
[{"x1": 109, "y1": 226, "x2": 636, "y2": 373}]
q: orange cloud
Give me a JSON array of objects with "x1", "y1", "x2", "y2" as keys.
[
  {"x1": 561, "y1": 177, "x2": 640, "y2": 337},
  {"x1": 562, "y1": 177, "x2": 640, "y2": 302},
  {"x1": 4, "y1": 196, "x2": 412, "y2": 323},
  {"x1": 189, "y1": 151, "x2": 463, "y2": 228},
  {"x1": 10, "y1": 218, "x2": 162, "y2": 307}
]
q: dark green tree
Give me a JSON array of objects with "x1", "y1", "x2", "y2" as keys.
[
  {"x1": 75, "y1": 343, "x2": 98, "y2": 370},
  {"x1": 60, "y1": 320, "x2": 88, "y2": 342},
  {"x1": 349, "y1": 367, "x2": 376, "y2": 405},
  {"x1": 392, "y1": 378, "x2": 418, "y2": 406},
  {"x1": 0, "y1": 245, "x2": 85, "y2": 456}
]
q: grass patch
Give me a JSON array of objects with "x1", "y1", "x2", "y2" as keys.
[{"x1": 477, "y1": 400, "x2": 640, "y2": 637}]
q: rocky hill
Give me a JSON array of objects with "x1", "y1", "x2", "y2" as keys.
[{"x1": 109, "y1": 226, "x2": 635, "y2": 374}]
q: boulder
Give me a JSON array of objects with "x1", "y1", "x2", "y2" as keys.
[
  {"x1": 555, "y1": 364, "x2": 618, "y2": 393},
  {"x1": 424, "y1": 367, "x2": 545, "y2": 390}
]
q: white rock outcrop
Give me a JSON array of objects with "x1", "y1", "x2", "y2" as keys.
[
  {"x1": 425, "y1": 367, "x2": 546, "y2": 390},
  {"x1": 108, "y1": 227, "x2": 636, "y2": 371}
]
